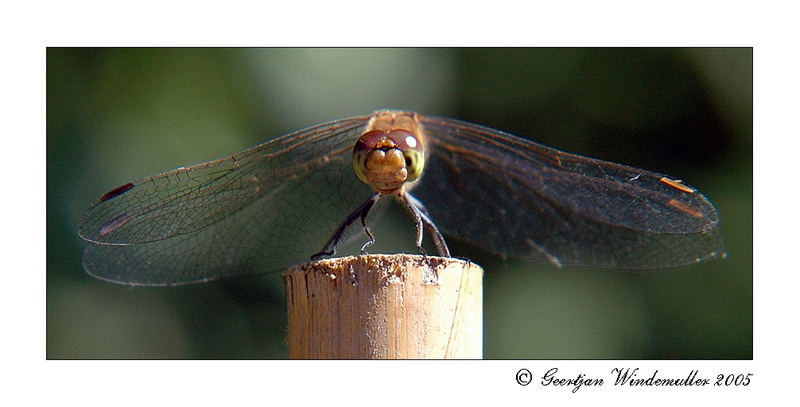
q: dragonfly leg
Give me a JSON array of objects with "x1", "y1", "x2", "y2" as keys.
[
  {"x1": 401, "y1": 192, "x2": 451, "y2": 258},
  {"x1": 311, "y1": 192, "x2": 380, "y2": 260},
  {"x1": 359, "y1": 200, "x2": 377, "y2": 255}
]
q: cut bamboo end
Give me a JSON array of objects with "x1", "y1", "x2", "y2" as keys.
[{"x1": 283, "y1": 254, "x2": 483, "y2": 359}]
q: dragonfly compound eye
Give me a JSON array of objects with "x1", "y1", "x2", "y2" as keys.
[{"x1": 387, "y1": 130, "x2": 424, "y2": 182}]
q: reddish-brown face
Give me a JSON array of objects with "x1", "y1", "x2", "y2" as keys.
[{"x1": 353, "y1": 129, "x2": 424, "y2": 194}]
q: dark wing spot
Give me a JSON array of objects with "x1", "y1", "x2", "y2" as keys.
[
  {"x1": 99, "y1": 182, "x2": 135, "y2": 202},
  {"x1": 98, "y1": 213, "x2": 132, "y2": 236},
  {"x1": 667, "y1": 199, "x2": 704, "y2": 219},
  {"x1": 659, "y1": 177, "x2": 695, "y2": 194}
]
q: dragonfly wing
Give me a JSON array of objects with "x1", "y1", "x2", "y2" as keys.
[
  {"x1": 80, "y1": 116, "x2": 376, "y2": 285},
  {"x1": 416, "y1": 116, "x2": 724, "y2": 269}
]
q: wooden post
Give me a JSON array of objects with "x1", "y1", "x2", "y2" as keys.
[{"x1": 283, "y1": 254, "x2": 483, "y2": 359}]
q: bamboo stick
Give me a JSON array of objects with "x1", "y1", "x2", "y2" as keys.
[{"x1": 283, "y1": 254, "x2": 483, "y2": 359}]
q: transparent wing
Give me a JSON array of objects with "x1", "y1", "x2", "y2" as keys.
[
  {"x1": 416, "y1": 116, "x2": 724, "y2": 270},
  {"x1": 79, "y1": 116, "x2": 375, "y2": 285}
]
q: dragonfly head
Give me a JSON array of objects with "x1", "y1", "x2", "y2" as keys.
[{"x1": 353, "y1": 129, "x2": 424, "y2": 194}]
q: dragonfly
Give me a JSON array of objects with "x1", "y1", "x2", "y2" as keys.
[{"x1": 79, "y1": 110, "x2": 725, "y2": 286}]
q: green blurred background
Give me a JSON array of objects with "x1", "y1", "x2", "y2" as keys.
[{"x1": 47, "y1": 48, "x2": 751, "y2": 359}]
